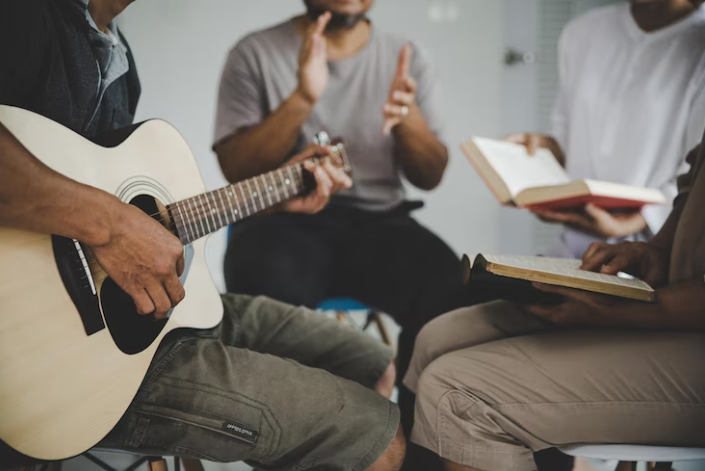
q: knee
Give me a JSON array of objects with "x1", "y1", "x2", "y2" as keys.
[
  {"x1": 375, "y1": 361, "x2": 396, "y2": 399},
  {"x1": 404, "y1": 310, "x2": 469, "y2": 392},
  {"x1": 367, "y1": 425, "x2": 406, "y2": 471}
]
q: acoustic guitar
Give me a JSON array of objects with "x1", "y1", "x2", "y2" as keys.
[{"x1": 0, "y1": 105, "x2": 350, "y2": 461}]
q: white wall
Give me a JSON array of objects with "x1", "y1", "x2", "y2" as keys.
[{"x1": 117, "y1": 0, "x2": 504, "y2": 293}]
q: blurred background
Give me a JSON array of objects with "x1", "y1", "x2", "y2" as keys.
[
  {"x1": 110, "y1": 0, "x2": 621, "y2": 296},
  {"x1": 65, "y1": 0, "x2": 672, "y2": 470}
]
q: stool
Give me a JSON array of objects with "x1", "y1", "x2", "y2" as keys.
[
  {"x1": 317, "y1": 298, "x2": 393, "y2": 347},
  {"x1": 560, "y1": 444, "x2": 705, "y2": 471}
]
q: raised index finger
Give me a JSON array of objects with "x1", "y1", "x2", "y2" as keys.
[
  {"x1": 314, "y1": 11, "x2": 332, "y2": 36},
  {"x1": 396, "y1": 44, "x2": 413, "y2": 79}
]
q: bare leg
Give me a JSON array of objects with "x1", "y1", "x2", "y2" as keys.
[
  {"x1": 375, "y1": 361, "x2": 396, "y2": 399},
  {"x1": 443, "y1": 459, "x2": 536, "y2": 471},
  {"x1": 367, "y1": 426, "x2": 406, "y2": 471}
]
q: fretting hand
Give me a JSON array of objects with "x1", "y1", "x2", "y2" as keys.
[
  {"x1": 296, "y1": 12, "x2": 332, "y2": 105},
  {"x1": 280, "y1": 145, "x2": 352, "y2": 214},
  {"x1": 383, "y1": 44, "x2": 417, "y2": 136}
]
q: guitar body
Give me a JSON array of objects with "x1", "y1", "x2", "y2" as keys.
[{"x1": 0, "y1": 106, "x2": 223, "y2": 460}]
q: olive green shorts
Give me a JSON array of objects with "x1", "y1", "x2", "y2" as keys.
[{"x1": 100, "y1": 294, "x2": 399, "y2": 471}]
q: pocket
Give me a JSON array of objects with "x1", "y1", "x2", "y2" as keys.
[{"x1": 134, "y1": 401, "x2": 274, "y2": 463}]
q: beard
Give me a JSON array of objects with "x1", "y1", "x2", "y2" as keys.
[{"x1": 304, "y1": 2, "x2": 368, "y2": 31}]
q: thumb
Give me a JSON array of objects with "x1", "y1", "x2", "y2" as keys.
[{"x1": 584, "y1": 203, "x2": 609, "y2": 221}]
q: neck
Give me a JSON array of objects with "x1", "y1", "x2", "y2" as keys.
[
  {"x1": 631, "y1": 0, "x2": 699, "y2": 32},
  {"x1": 295, "y1": 15, "x2": 371, "y2": 61},
  {"x1": 87, "y1": 0, "x2": 130, "y2": 33}
]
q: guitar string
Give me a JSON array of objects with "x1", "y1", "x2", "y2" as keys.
[
  {"x1": 136, "y1": 154, "x2": 341, "y2": 222},
  {"x1": 82, "y1": 180, "x2": 305, "y2": 273},
  {"x1": 80, "y1": 152, "x2": 347, "y2": 275}
]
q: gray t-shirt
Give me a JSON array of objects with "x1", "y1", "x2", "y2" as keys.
[{"x1": 214, "y1": 19, "x2": 443, "y2": 211}]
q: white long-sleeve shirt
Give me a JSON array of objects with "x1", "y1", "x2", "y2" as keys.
[{"x1": 550, "y1": 3, "x2": 705, "y2": 258}]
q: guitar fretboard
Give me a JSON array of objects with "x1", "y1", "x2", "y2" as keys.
[{"x1": 167, "y1": 149, "x2": 346, "y2": 245}]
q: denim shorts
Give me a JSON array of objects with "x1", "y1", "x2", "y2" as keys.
[{"x1": 100, "y1": 294, "x2": 399, "y2": 471}]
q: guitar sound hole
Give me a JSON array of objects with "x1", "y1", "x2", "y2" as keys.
[{"x1": 101, "y1": 194, "x2": 170, "y2": 355}]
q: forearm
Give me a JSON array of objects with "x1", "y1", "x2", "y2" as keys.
[
  {"x1": 0, "y1": 123, "x2": 120, "y2": 245},
  {"x1": 216, "y1": 91, "x2": 314, "y2": 183},
  {"x1": 649, "y1": 198, "x2": 685, "y2": 252},
  {"x1": 392, "y1": 108, "x2": 448, "y2": 190},
  {"x1": 606, "y1": 279, "x2": 705, "y2": 331}
]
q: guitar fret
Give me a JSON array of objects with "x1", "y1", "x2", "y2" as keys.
[
  {"x1": 285, "y1": 166, "x2": 296, "y2": 195},
  {"x1": 231, "y1": 186, "x2": 243, "y2": 218},
  {"x1": 245, "y1": 179, "x2": 257, "y2": 212},
  {"x1": 198, "y1": 195, "x2": 213, "y2": 234},
  {"x1": 203, "y1": 193, "x2": 217, "y2": 231},
  {"x1": 267, "y1": 172, "x2": 281, "y2": 204},
  {"x1": 277, "y1": 168, "x2": 290, "y2": 199},
  {"x1": 175, "y1": 202, "x2": 192, "y2": 243},
  {"x1": 261, "y1": 174, "x2": 274, "y2": 206},
  {"x1": 189, "y1": 197, "x2": 206, "y2": 239},
  {"x1": 183, "y1": 198, "x2": 196, "y2": 240},
  {"x1": 217, "y1": 188, "x2": 233, "y2": 225},
  {"x1": 237, "y1": 183, "x2": 251, "y2": 216},
  {"x1": 253, "y1": 176, "x2": 266, "y2": 209},
  {"x1": 209, "y1": 191, "x2": 224, "y2": 229}
]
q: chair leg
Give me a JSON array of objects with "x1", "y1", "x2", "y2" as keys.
[
  {"x1": 615, "y1": 462, "x2": 636, "y2": 471},
  {"x1": 180, "y1": 459, "x2": 205, "y2": 471},
  {"x1": 371, "y1": 312, "x2": 393, "y2": 347},
  {"x1": 146, "y1": 457, "x2": 168, "y2": 471}
]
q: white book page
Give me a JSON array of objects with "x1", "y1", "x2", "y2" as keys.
[
  {"x1": 482, "y1": 255, "x2": 653, "y2": 291},
  {"x1": 472, "y1": 138, "x2": 570, "y2": 197}
]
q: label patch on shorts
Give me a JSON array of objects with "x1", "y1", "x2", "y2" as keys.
[{"x1": 222, "y1": 421, "x2": 259, "y2": 444}]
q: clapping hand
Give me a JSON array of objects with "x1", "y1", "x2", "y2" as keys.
[
  {"x1": 383, "y1": 44, "x2": 417, "y2": 135},
  {"x1": 297, "y1": 12, "x2": 332, "y2": 105}
]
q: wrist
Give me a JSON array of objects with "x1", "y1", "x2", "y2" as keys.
[
  {"x1": 86, "y1": 193, "x2": 127, "y2": 247},
  {"x1": 292, "y1": 86, "x2": 318, "y2": 108}
]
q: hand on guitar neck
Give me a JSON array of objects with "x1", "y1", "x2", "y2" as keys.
[{"x1": 278, "y1": 143, "x2": 352, "y2": 214}]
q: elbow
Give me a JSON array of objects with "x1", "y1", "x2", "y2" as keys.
[
  {"x1": 410, "y1": 150, "x2": 449, "y2": 191},
  {"x1": 216, "y1": 141, "x2": 248, "y2": 184}
]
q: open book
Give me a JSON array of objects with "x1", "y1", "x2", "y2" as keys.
[
  {"x1": 461, "y1": 137, "x2": 667, "y2": 210},
  {"x1": 462, "y1": 254, "x2": 656, "y2": 303}
]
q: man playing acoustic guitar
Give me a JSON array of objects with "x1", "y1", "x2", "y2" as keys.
[{"x1": 0, "y1": 0, "x2": 404, "y2": 469}]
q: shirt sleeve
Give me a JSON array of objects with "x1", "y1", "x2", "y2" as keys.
[
  {"x1": 644, "y1": 80, "x2": 705, "y2": 232},
  {"x1": 213, "y1": 39, "x2": 264, "y2": 148},
  {"x1": 410, "y1": 42, "x2": 444, "y2": 139},
  {"x1": 0, "y1": 0, "x2": 50, "y2": 107},
  {"x1": 550, "y1": 24, "x2": 573, "y2": 147}
]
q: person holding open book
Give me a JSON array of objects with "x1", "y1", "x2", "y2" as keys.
[
  {"x1": 508, "y1": 0, "x2": 705, "y2": 259},
  {"x1": 401, "y1": 138, "x2": 705, "y2": 471}
]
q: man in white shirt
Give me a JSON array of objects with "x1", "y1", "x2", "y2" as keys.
[{"x1": 509, "y1": 0, "x2": 705, "y2": 259}]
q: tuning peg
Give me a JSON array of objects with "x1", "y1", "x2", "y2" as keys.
[{"x1": 313, "y1": 132, "x2": 331, "y2": 146}]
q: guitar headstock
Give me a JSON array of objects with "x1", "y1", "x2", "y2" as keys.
[{"x1": 313, "y1": 132, "x2": 352, "y2": 175}]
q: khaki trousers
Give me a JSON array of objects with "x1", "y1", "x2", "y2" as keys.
[{"x1": 404, "y1": 301, "x2": 705, "y2": 471}]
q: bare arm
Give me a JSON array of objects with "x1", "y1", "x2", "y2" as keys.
[
  {"x1": 392, "y1": 108, "x2": 448, "y2": 190},
  {"x1": 215, "y1": 13, "x2": 331, "y2": 184},
  {"x1": 384, "y1": 45, "x2": 448, "y2": 190},
  {"x1": 216, "y1": 91, "x2": 315, "y2": 183},
  {"x1": 531, "y1": 279, "x2": 705, "y2": 331},
  {"x1": 0, "y1": 123, "x2": 117, "y2": 244},
  {"x1": 0, "y1": 123, "x2": 185, "y2": 319}
]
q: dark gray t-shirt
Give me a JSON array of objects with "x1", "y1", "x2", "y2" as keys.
[{"x1": 214, "y1": 19, "x2": 443, "y2": 211}]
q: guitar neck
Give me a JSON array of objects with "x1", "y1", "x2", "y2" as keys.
[{"x1": 168, "y1": 155, "x2": 332, "y2": 246}]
